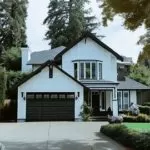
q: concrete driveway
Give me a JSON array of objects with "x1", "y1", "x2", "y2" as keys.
[{"x1": 0, "y1": 122, "x2": 126, "y2": 150}]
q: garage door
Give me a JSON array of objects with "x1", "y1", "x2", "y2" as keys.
[{"x1": 26, "y1": 92, "x2": 75, "y2": 121}]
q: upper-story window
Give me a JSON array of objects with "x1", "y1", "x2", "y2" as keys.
[{"x1": 74, "y1": 61, "x2": 102, "y2": 80}]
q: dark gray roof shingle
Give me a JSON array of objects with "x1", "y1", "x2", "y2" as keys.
[
  {"x1": 118, "y1": 77, "x2": 150, "y2": 90},
  {"x1": 27, "y1": 46, "x2": 66, "y2": 65}
]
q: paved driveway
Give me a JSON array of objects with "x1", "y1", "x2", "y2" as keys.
[{"x1": 0, "y1": 122, "x2": 126, "y2": 150}]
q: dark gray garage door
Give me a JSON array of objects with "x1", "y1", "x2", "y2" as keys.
[{"x1": 26, "y1": 92, "x2": 75, "y2": 121}]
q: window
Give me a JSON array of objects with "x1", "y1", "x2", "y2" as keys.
[
  {"x1": 36, "y1": 94, "x2": 42, "y2": 99},
  {"x1": 117, "y1": 91, "x2": 122, "y2": 111},
  {"x1": 99, "y1": 63, "x2": 102, "y2": 79},
  {"x1": 92, "y1": 63, "x2": 97, "y2": 79},
  {"x1": 74, "y1": 63, "x2": 78, "y2": 79},
  {"x1": 86, "y1": 63, "x2": 90, "y2": 79},
  {"x1": 80, "y1": 63, "x2": 84, "y2": 79},
  {"x1": 123, "y1": 91, "x2": 129, "y2": 109},
  {"x1": 49, "y1": 65, "x2": 53, "y2": 78},
  {"x1": 117, "y1": 91, "x2": 129, "y2": 110},
  {"x1": 77, "y1": 61, "x2": 102, "y2": 80}
]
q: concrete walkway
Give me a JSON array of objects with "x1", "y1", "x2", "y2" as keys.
[{"x1": 0, "y1": 122, "x2": 126, "y2": 150}]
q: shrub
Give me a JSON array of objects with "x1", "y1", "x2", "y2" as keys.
[
  {"x1": 100, "y1": 124, "x2": 150, "y2": 150},
  {"x1": 80, "y1": 102, "x2": 92, "y2": 121},
  {"x1": 138, "y1": 105, "x2": 150, "y2": 115},
  {"x1": 123, "y1": 114, "x2": 150, "y2": 122},
  {"x1": 142, "y1": 102, "x2": 150, "y2": 107}
]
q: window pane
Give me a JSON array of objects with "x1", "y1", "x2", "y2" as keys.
[
  {"x1": 80, "y1": 63, "x2": 84, "y2": 79},
  {"x1": 123, "y1": 92, "x2": 129, "y2": 109},
  {"x1": 99, "y1": 63, "x2": 102, "y2": 79},
  {"x1": 74, "y1": 63, "x2": 77, "y2": 79},
  {"x1": 92, "y1": 63, "x2": 96, "y2": 79},
  {"x1": 117, "y1": 92, "x2": 122, "y2": 110},
  {"x1": 36, "y1": 94, "x2": 42, "y2": 99},
  {"x1": 86, "y1": 63, "x2": 90, "y2": 79}
]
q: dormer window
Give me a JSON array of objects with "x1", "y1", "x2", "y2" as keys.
[{"x1": 73, "y1": 60, "x2": 102, "y2": 80}]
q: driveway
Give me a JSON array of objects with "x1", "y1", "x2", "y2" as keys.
[{"x1": 0, "y1": 122, "x2": 126, "y2": 150}]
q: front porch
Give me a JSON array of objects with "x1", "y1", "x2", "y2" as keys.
[{"x1": 82, "y1": 80, "x2": 119, "y2": 119}]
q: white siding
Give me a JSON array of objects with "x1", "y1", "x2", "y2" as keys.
[
  {"x1": 130, "y1": 90, "x2": 137, "y2": 105},
  {"x1": 17, "y1": 66, "x2": 84, "y2": 120},
  {"x1": 62, "y1": 38, "x2": 117, "y2": 82}
]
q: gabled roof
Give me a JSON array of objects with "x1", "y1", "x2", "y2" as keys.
[
  {"x1": 27, "y1": 46, "x2": 66, "y2": 65},
  {"x1": 55, "y1": 32, "x2": 123, "y2": 61},
  {"x1": 17, "y1": 61, "x2": 87, "y2": 89},
  {"x1": 118, "y1": 77, "x2": 150, "y2": 90}
]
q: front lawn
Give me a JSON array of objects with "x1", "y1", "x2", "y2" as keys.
[{"x1": 124, "y1": 123, "x2": 150, "y2": 132}]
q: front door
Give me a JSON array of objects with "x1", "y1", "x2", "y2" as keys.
[{"x1": 92, "y1": 92, "x2": 100, "y2": 116}]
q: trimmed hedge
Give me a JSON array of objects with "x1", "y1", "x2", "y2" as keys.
[
  {"x1": 142, "y1": 102, "x2": 150, "y2": 107},
  {"x1": 123, "y1": 114, "x2": 150, "y2": 122},
  {"x1": 100, "y1": 124, "x2": 150, "y2": 150},
  {"x1": 139, "y1": 105, "x2": 150, "y2": 115}
]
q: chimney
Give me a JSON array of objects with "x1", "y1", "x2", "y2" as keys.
[{"x1": 21, "y1": 47, "x2": 32, "y2": 73}]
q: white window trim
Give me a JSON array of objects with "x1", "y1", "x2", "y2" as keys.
[
  {"x1": 117, "y1": 91, "x2": 122, "y2": 111},
  {"x1": 122, "y1": 91, "x2": 129, "y2": 110},
  {"x1": 73, "y1": 61, "x2": 102, "y2": 80}
]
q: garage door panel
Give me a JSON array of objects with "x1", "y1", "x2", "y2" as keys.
[{"x1": 26, "y1": 92, "x2": 75, "y2": 121}]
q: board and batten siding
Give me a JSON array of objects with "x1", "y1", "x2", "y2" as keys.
[
  {"x1": 17, "y1": 66, "x2": 84, "y2": 121},
  {"x1": 62, "y1": 38, "x2": 117, "y2": 82}
]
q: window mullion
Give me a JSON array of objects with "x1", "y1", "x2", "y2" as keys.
[
  {"x1": 77, "y1": 62, "x2": 80, "y2": 80},
  {"x1": 97, "y1": 62, "x2": 99, "y2": 80}
]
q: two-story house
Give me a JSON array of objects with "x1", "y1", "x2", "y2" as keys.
[{"x1": 17, "y1": 32, "x2": 149, "y2": 122}]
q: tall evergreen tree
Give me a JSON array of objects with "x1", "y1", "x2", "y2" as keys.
[
  {"x1": 0, "y1": 0, "x2": 28, "y2": 55},
  {"x1": 44, "y1": 0, "x2": 98, "y2": 48}
]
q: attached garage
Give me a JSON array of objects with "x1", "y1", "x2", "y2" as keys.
[
  {"x1": 26, "y1": 92, "x2": 75, "y2": 121},
  {"x1": 17, "y1": 61, "x2": 85, "y2": 122}
]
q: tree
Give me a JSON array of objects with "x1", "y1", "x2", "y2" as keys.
[
  {"x1": 0, "y1": 0, "x2": 28, "y2": 55},
  {"x1": 100, "y1": 0, "x2": 150, "y2": 30},
  {"x1": 0, "y1": 67, "x2": 7, "y2": 104},
  {"x1": 129, "y1": 64, "x2": 150, "y2": 86},
  {"x1": 44, "y1": 0, "x2": 98, "y2": 48}
]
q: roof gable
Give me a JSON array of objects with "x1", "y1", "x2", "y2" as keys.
[
  {"x1": 55, "y1": 32, "x2": 123, "y2": 61},
  {"x1": 17, "y1": 61, "x2": 87, "y2": 89}
]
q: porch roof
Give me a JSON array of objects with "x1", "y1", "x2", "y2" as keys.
[{"x1": 81, "y1": 80, "x2": 118, "y2": 89}]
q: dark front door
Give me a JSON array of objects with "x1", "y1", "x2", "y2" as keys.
[
  {"x1": 92, "y1": 93, "x2": 100, "y2": 116},
  {"x1": 26, "y1": 92, "x2": 75, "y2": 121}
]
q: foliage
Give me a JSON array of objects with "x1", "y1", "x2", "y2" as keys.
[
  {"x1": 80, "y1": 102, "x2": 92, "y2": 121},
  {"x1": 0, "y1": 67, "x2": 7, "y2": 105},
  {"x1": 44, "y1": 0, "x2": 99, "y2": 48},
  {"x1": 129, "y1": 64, "x2": 150, "y2": 86},
  {"x1": 142, "y1": 102, "x2": 150, "y2": 107},
  {"x1": 0, "y1": 47, "x2": 21, "y2": 71},
  {"x1": 123, "y1": 114, "x2": 150, "y2": 122},
  {"x1": 100, "y1": 124, "x2": 150, "y2": 150},
  {"x1": 100, "y1": 0, "x2": 150, "y2": 65},
  {"x1": 139, "y1": 105, "x2": 150, "y2": 115},
  {"x1": 0, "y1": 0, "x2": 28, "y2": 55},
  {"x1": 6, "y1": 71, "x2": 28, "y2": 99},
  {"x1": 100, "y1": 0, "x2": 150, "y2": 30}
]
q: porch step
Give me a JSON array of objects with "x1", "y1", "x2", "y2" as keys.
[{"x1": 90, "y1": 116, "x2": 108, "y2": 121}]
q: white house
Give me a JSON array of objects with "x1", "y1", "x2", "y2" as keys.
[{"x1": 17, "y1": 32, "x2": 150, "y2": 121}]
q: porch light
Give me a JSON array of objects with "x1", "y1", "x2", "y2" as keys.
[{"x1": 21, "y1": 92, "x2": 26, "y2": 100}]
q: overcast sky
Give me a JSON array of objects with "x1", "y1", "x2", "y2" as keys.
[{"x1": 27, "y1": 0, "x2": 146, "y2": 62}]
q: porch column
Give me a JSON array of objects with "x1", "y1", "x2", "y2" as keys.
[{"x1": 112, "y1": 87, "x2": 118, "y2": 116}]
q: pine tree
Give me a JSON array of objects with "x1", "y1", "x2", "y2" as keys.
[
  {"x1": 44, "y1": 0, "x2": 98, "y2": 48},
  {"x1": 0, "y1": 0, "x2": 28, "y2": 55}
]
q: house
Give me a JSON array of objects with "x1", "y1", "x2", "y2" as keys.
[{"x1": 17, "y1": 32, "x2": 150, "y2": 122}]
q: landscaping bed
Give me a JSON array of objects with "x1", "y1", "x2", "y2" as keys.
[{"x1": 100, "y1": 124, "x2": 150, "y2": 150}]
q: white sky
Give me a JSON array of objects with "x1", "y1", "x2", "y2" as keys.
[{"x1": 27, "y1": 0, "x2": 146, "y2": 62}]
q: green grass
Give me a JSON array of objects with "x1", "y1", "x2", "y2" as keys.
[{"x1": 124, "y1": 123, "x2": 150, "y2": 132}]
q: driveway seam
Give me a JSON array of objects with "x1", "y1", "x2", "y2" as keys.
[{"x1": 47, "y1": 122, "x2": 51, "y2": 150}]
